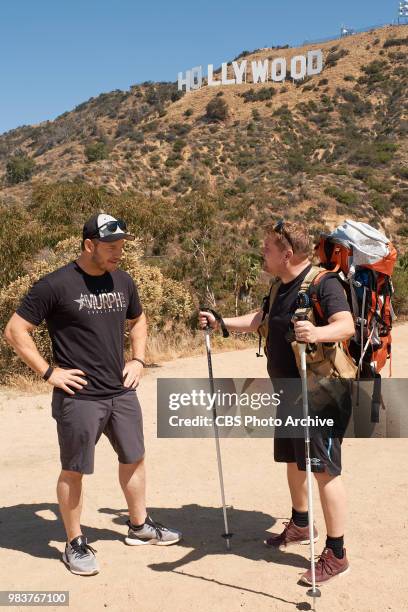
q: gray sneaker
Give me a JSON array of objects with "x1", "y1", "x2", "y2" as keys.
[
  {"x1": 125, "y1": 515, "x2": 182, "y2": 546},
  {"x1": 62, "y1": 535, "x2": 99, "y2": 575}
]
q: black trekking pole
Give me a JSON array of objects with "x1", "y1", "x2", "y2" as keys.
[
  {"x1": 202, "y1": 313, "x2": 233, "y2": 551},
  {"x1": 295, "y1": 313, "x2": 321, "y2": 606}
]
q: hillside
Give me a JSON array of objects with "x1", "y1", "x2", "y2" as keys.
[{"x1": 1, "y1": 24, "x2": 408, "y2": 317}]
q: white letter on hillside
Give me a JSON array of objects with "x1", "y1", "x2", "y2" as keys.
[
  {"x1": 290, "y1": 55, "x2": 307, "y2": 80},
  {"x1": 221, "y1": 62, "x2": 236, "y2": 85},
  {"x1": 207, "y1": 64, "x2": 221, "y2": 87},
  {"x1": 232, "y1": 60, "x2": 247, "y2": 84},
  {"x1": 307, "y1": 50, "x2": 323, "y2": 76},
  {"x1": 251, "y1": 59, "x2": 269, "y2": 83},
  {"x1": 178, "y1": 70, "x2": 191, "y2": 92},
  {"x1": 190, "y1": 66, "x2": 203, "y2": 90},
  {"x1": 271, "y1": 57, "x2": 286, "y2": 82}
]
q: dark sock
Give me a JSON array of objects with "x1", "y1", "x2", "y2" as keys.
[
  {"x1": 326, "y1": 535, "x2": 344, "y2": 559},
  {"x1": 292, "y1": 507, "x2": 309, "y2": 528},
  {"x1": 130, "y1": 515, "x2": 147, "y2": 530}
]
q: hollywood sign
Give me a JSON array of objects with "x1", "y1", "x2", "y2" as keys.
[{"x1": 178, "y1": 49, "x2": 323, "y2": 92}]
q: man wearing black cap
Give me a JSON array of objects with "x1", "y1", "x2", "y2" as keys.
[{"x1": 4, "y1": 213, "x2": 182, "y2": 576}]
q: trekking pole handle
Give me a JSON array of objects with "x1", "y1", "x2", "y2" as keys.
[
  {"x1": 293, "y1": 312, "x2": 307, "y2": 345},
  {"x1": 200, "y1": 307, "x2": 230, "y2": 338},
  {"x1": 199, "y1": 307, "x2": 213, "y2": 331}
]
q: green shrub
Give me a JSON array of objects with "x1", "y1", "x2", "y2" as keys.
[
  {"x1": 338, "y1": 89, "x2": 372, "y2": 115},
  {"x1": 309, "y1": 112, "x2": 328, "y2": 127},
  {"x1": 362, "y1": 60, "x2": 387, "y2": 75},
  {"x1": 392, "y1": 267, "x2": 408, "y2": 315},
  {"x1": 359, "y1": 60, "x2": 388, "y2": 89},
  {"x1": 206, "y1": 97, "x2": 229, "y2": 121},
  {"x1": 173, "y1": 139, "x2": 186, "y2": 153},
  {"x1": 241, "y1": 87, "x2": 277, "y2": 102},
  {"x1": 130, "y1": 131, "x2": 144, "y2": 143},
  {"x1": 165, "y1": 154, "x2": 182, "y2": 168},
  {"x1": 397, "y1": 225, "x2": 408, "y2": 237},
  {"x1": 383, "y1": 37, "x2": 408, "y2": 49},
  {"x1": 85, "y1": 141, "x2": 109, "y2": 162},
  {"x1": 366, "y1": 176, "x2": 392, "y2": 193},
  {"x1": 349, "y1": 141, "x2": 397, "y2": 166},
  {"x1": 234, "y1": 177, "x2": 248, "y2": 192},
  {"x1": 325, "y1": 48, "x2": 349, "y2": 67},
  {"x1": 324, "y1": 185, "x2": 358, "y2": 205},
  {"x1": 393, "y1": 166, "x2": 408, "y2": 180},
  {"x1": 0, "y1": 203, "x2": 44, "y2": 286},
  {"x1": 6, "y1": 154, "x2": 35, "y2": 184},
  {"x1": 332, "y1": 166, "x2": 349, "y2": 176},
  {"x1": 236, "y1": 150, "x2": 256, "y2": 170},
  {"x1": 391, "y1": 191, "x2": 408, "y2": 209},
  {"x1": 370, "y1": 193, "x2": 390, "y2": 215},
  {"x1": 273, "y1": 104, "x2": 293, "y2": 123},
  {"x1": 233, "y1": 50, "x2": 251, "y2": 60},
  {"x1": 287, "y1": 150, "x2": 308, "y2": 174},
  {"x1": 388, "y1": 51, "x2": 407, "y2": 60},
  {"x1": 353, "y1": 168, "x2": 372, "y2": 181},
  {"x1": 149, "y1": 154, "x2": 160, "y2": 168},
  {"x1": 115, "y1": 121, "x2": 135, "y2": 139}
]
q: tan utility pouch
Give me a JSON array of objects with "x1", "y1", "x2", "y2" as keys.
[
  {"x1": 292, "y1": 341, "x2": 357, "y2": 411},
  {"x1": 292, "y1": 341, "x2": 358, "y2": 379}
]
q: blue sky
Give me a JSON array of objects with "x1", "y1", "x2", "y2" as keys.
[{"x1": 0, "y1": 0, "x2": 399, "y2": 134}]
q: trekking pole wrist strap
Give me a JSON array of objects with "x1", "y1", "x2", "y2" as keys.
[{"x1": 201, "y1": 307, "x2": 230, "y2": 338}]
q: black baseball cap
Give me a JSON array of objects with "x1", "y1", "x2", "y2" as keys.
[{"x1": 82, "y1": 213, "x2": 135, "y2": 243}]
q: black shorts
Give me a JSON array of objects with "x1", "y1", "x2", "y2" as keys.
[
  {"x1": 51, "y1": 389, "x2": 145, "y2": 474},
  {"x1": 274, "y1": 435, "x2": 342, "y2": 476}
]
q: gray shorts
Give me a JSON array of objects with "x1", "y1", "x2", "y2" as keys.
[{"x1": 51, "y1": 389, "x2": 145, "y2": 474}]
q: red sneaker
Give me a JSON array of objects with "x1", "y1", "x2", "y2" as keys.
[
  {"x1": 300, "y1": 547, "x2": 350, "y2": 585},
  {"x1": 264, "y1": 519, "x2": 318, "y2": 550}
]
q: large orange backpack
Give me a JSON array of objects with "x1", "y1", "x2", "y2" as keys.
[
  {"x1": 315, "y1": 221, "x2": 397, "y2": 422},
  {"x1": 315, "y1": 220, "x2": 397, "y2": 378}
]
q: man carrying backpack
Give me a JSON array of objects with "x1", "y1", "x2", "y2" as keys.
[
  {"x1": 199, "y1": 220, "x2": 355, "y2": 586},
  {"x1": 4, "y1": 213, "x2": 182, "y2": 576}
]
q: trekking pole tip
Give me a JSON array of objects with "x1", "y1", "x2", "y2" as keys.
[
  {"x1": 306, "y1": 587, "x2": 321, "y2": 599},
  {"x1": 222, "y1": 532, "x2": 233, "y2": 550}
]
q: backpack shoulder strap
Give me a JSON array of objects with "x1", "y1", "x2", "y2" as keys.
[
  {"x1": 304, "y1": 265, "x2": 335, "y2": 289},
  {"x1": 295, "y1": 265, "x2": 328, "y2": 320},
  {"x1": 267, "y1": 278, "x2": 282, "y2": 315},
  {"x1": 300, "y1": 266, "x2": 338, "y2": 322},
  {"x1": 259, "y1": 277, "x2": 282, "y2": 319},
  {"x1": 256, "y1": 278, "x2": 281, "y2": 355}
]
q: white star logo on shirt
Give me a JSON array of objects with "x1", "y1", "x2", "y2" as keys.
[{"x1": 74, "y1": 295, "x2": 85, "y2": 311}]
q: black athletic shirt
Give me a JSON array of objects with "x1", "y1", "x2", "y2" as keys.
[
  {"x1": 266, "y1": 264, "x2": 350, "y2": 379},
  {"x1": 16, "y1": 261, "x2": 143, "y2": 399}
]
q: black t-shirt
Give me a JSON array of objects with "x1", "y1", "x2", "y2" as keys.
[
  {"x1": 266, "y1": 264, "x2": 350, "y2": 379},
  {"x1": 17, "y1": 261, "x2": 143, "y2": 399}
]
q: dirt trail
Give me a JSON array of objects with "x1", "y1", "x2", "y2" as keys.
[{"x1": 0, "y1": 325, "x2": 407, "y2": 611}]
